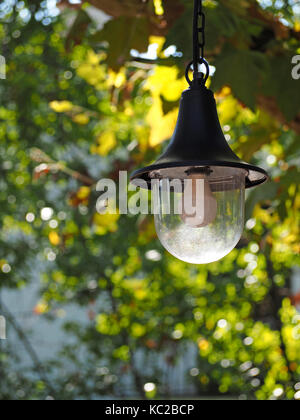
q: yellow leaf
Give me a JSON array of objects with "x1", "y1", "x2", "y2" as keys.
[
  {"x1": 50, "y1": 100, "x2": 73, "y2": 113},
  {"x1": 149, "y1": 36, "x2": 165, "y2": 56},
  {"x1": 145, "y1": 66, "x2": 187, "y2": 102},
  {"x1": 86, "y1": 50, "x2": 101, "y2": 65},
  {"x1": 153, "y1": 0, "x2": 164, "y2": 16},
  {"x1": 72, "y1": 114, "x2": 89, "y2": 125},
  {"x1": 218, "y1": 96, "x2": 239, "y2": 124},
  {"x1": 144, "y1": 65, "x2": 188, "y2": 146},
  {"x1": 34, "y1": 301, "x2": 49, "y2": 315},
  {"x1": 96, "y1": 314, "x2": 121, "y2": 335},
  {"x1": 198, "y1": 338, "x2": 209, "y2": 351},
  {"x1": 77, "y1": 186, "x2": 91, "y2": 200},
  {"x1": 107, "y1": 69, "x2": 126, "y2": 88},
  {"x1": 95, "y1": 131, "x2": 117, "y2": 156},
  {"x1": 124, "y1": 104, "x2": 134, "y2": 117},
  {"x1": 77, "y1": 50, "x2": 106, "y2": 88},
  {"x1": 49, "y1": 232, "x2": 60, "y2": 246},
  {"x1": 147, "y1": 96, "x2": 178, "y2": 147},
  {"x1": 135, "y1": 289, "x2": 147, "y2": 300},
  {"x1": 93, "y1": 212, "x2": 120, "y2": 236},
  {"x1": 131, "y1": 323, "x2": 146, "y2": 337}
]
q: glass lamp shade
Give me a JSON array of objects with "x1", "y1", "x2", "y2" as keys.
[
  {"x1": 130, "y1": 85, "x2": 268, "y2": 265},
  {"x1": 153, "y1": 167, "x2": 246, "y2": 264}
]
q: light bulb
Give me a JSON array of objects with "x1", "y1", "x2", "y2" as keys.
[
  {"x1": 181, "y1": 173, "x2": 217, "y2": 228},
  {"x1": 154, "y1": 166, "x2": 246, "y2": 264}
]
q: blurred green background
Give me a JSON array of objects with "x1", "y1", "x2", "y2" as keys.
[{"x1": 0, "y1": 0, "x2": 299, "y2": 400}]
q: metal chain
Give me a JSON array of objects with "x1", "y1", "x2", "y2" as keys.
[
  {"x1": 198, "y1": 0, "x2": 206, "y2": 63},
  {"x1": 186, "y1": 0, "x2": 210, "y2": 87},
  {"x1": 193, "y1": 0, "x2": 206, "y2": 76}
]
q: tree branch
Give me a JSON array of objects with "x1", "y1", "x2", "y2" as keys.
[
  {"x1": 60, "y1": 0, "x2": 184, "y2": 35},
  {"x1": 64, "y1": 0, "x2": 300, "y2": 134},
  {"x1": 257, "y1": 96, "x2": 300, "y2": 135},
  {"x1": 30, "y1": 148, "x2": 95, "y2": 186},
  {"x1": 0, "y1": 300, "x2": 58, "y2": 398}
]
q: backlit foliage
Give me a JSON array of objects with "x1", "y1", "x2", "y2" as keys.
[{"x1": 0, "y1": 0, "x2": 299, "y2": 400}]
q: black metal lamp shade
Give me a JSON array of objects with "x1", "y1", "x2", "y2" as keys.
[{"x1": 130, "y1": 85, "x2": 269, "y2": 189}]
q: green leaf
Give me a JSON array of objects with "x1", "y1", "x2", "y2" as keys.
[
  {"x1": 284, "y1": 135, "x2": 300, "y2": 160},
  {"x1": 211, "y1": 46, "x2": 269, "y2": 110},
  {"x1": 205, "y1": 4, "x2": 241, "y2": 52},
  {"x1": 91, "y1": 17, "x2": 150, "y2": 70},
  {"x1": 262, "y1": 55, "x2": 300, "y2": 121},
  {"x1": 163, "y1": 6, "x2": 194, "y2": 61},
  {"x1": 160, "y1": 95, "x2": 178, "y2": 115},
  {"x1": 246, "y1": 166, "x2": 300, "y2": 221},
  {"x1": 66, "y1": 10, "x2": 92, "y2": 49},
  {"x1": 245, "y1": 182, "x2": 278, "y2": 221},
  {"x1": 236, "y1": 112, "x2": 280, "y2": 161},
  {"x1": 164, "y1": 3, "x2": 241, "y2": 59}
]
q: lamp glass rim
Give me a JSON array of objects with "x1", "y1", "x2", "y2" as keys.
[{"x1": 130, "y1": 161, "x2": 269, "y2": 189}]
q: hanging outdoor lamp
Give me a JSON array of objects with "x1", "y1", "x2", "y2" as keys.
[{"x1": 130, "y1": 0, "x2": 269, "y2": 264}]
